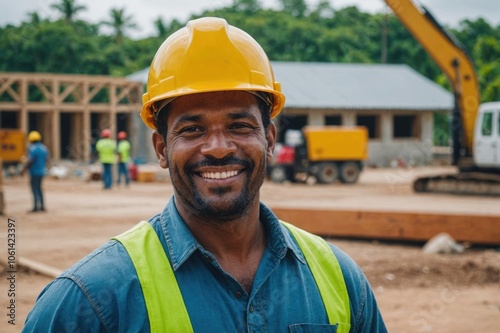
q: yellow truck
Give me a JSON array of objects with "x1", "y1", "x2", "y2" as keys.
[
  {"x1": 0, "y1": 129, "x2": 26, "y2": 166},
  {"x1": 269, "y1": 126, "x2": 368, "y2": 184}
]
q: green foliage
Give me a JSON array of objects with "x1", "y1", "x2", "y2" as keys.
[
  {"x1": 1, "y1": 1, "x2": 499, "y2": 145},
  {"x1": 50, "y1": 0, "x2": 87, "y2": 23}
]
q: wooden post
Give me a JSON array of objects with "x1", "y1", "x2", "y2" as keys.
[
  {"x1": 83, "y1": 81, "x2": 90, "y2": 162},
  {"x1": 52, "y1": 79, "x2": 60, "y2": 160},
  {"x1": 20, "y1": 78, "x2": 28, "y2": 133}
]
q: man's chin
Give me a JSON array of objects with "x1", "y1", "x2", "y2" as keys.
[{"x1": 194, "y1": 198, "x2": 249, "y2": 221}]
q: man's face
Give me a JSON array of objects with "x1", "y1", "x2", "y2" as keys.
[{"x1": 154, "y1": 91, "x2": 276, "y2": 221}]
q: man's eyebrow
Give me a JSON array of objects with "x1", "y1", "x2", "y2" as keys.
[
  {"x1": 174, "y1": 114, "x2": 203, "y2": 125},
  {"x1": 229, "y1": 111, "x2": 259, "y2": 122}
]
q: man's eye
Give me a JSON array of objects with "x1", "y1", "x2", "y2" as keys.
[
  {"x1": 230, "y1": 123, "x2": 254, "y2": 130},
  {"x1": 179, "y1": 126, "x2": 201, "y2": 134}
]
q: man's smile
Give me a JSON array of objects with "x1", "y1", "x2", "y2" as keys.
[{"x1": 200, "y1": 170, "x2": 240, "y2": 180}]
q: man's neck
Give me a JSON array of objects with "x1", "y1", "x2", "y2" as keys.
[{"x1": 176, "y1": 200, "x2": 267, "y2": 292}]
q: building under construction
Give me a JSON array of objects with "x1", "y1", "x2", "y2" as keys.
[{"x1": 0, "y1": 72, "x2": 143, "y2": 162}]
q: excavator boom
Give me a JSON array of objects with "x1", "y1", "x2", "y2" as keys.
[{"x1": 385, "y1": 0, "x2": 480, "y2": 157}]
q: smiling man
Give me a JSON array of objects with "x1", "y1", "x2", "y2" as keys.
[{"x1": 23, "y1": 17, "x2": 386, "y2": 332}]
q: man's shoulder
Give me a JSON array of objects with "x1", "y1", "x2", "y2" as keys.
[
  {"x1": 326, "y1": 242, "x2": 365, "y2": 282},
  {"x1": 24, "y1": 227, "x2": 154, "y2": 331},
  {"x1": 28, "y1": 143, "x2": 47, "y2": 156},
  {"x1": 60, "y1": 239, "x2": 134, "y2": 284},
  {"x1": 61, "y1": 218, "x2": 163, "y2": 283}
]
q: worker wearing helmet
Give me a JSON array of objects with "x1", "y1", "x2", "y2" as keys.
[
  {"x1": 116, "y1": 131, "x2": 131, "y2": 186},
  {"x1": 24, "y1": 18, "x2": 386, "y2": 332},
  {"x1": 21, "y1": 131, "x2": 49, "y2": 212},
  {"x1": 95, "y1": 129, "x2": 116, "y2": 190}
]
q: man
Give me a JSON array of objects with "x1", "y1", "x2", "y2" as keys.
[
  {"x1": 95, "y1": 128, "x2": 116, "y2": 190},
  {"x1": 24, "y1": 18, "x2": 386, "y2": 332},
  {"x1": 21, "y1": 130, "x2": 49, "y2": 212},
  {"x1": 116, "y1": 131, "x2": 131, "y2": 186}
]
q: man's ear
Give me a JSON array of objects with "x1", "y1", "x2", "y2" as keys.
[
  {"x1": 152, "y1": 131, "x2": 168, "y2": 169},
  {"x1": 266, "y1": 121, "x2": 277, "y2": 161}
]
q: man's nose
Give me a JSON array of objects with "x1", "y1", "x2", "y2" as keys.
[{"x1": 200, "y1": 131, "x2": 237, "y2": 159}]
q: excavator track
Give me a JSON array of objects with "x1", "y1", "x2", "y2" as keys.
[{"x1": 413, "y1": 172, "x2": 500, "y2": 196}]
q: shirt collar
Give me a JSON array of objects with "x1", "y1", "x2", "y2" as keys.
[{"x1": 159, "y1": 197, "x2": 306, "y2": 271}]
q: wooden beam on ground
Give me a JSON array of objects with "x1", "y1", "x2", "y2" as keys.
[
  {"x1": 272, "y1": 207, "x2": 500, "y2": 245},
  {"x1": 0, "y1": 256, "x2": 62, "y2": 279},
  {"x1": 17, "y1": 257, "x2": 62, "y2": 279}
]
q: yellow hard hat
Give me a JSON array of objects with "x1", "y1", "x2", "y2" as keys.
[
  {"x1": 28, "y1": 131, "x2": 42, "y2": 142},
  {"x1": 140, "y1": 17, "x2": 286, "y2": 130}
]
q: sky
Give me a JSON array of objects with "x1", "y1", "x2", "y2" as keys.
[{"x1": 1, "y1": 0, "x2": 499, "y2": 38}]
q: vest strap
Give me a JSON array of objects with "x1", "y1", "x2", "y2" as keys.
[
  {"x1": 113, "y1": 221, "x2": 194, "y2": 333},
  {"x1": 282, "y1": 221, "x2": 351, "y2": 332}
]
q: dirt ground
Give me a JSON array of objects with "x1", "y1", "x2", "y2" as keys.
[{"x1": 0, "y1": 166, "x2": 499, "y2": 332}]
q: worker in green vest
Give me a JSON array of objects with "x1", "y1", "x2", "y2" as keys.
[
  {"x1": 95, "y1": 128, "x2": 116, "y2": 189},
  {"x1": 24, "y1": 17, "x2": 387, "y2": 332},
  {"x1": 116, "y1": 131, "x2": 131, "y2": 186}
]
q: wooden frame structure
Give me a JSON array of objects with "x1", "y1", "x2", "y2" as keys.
[{"x1": 0, "y1": 72, "x2": 143, "y2": 161}]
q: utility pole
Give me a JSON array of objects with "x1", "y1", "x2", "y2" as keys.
[{"x1": 381, "y1": 6, "x2": 389, "y2": 63}]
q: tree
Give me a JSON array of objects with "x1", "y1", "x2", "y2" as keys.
[
  {"x1": 453, "y1": 18, "x2": 498, "y2": 55},
  {"x1": 279, "y1": 0, "x2": 308, "y2": 17},
  {"x1": 154, "y1": 17, "x2": 167, "y2": 38},
  {"x1": 309, "y1": 0, "x2": 335, "y2": 20},
  {"x1": 101, "y1": 8, "x2": 137, "y2": 44},
  {"x1": 27, "y1": 12, "x2": 42, "y2": 25},
  {"x1": 232, "y1": 0, "x2": 261, "y2": 13},
  {"x1": 50, "y1": 0, "x2": 87, "y2": 23}
]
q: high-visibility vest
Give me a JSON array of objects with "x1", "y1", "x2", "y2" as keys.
[
  {"x1": 113, "y1": 221, "x2": 351, "y2": 332},
  {"x1": 117, "y1": 140, "x2": 131, "y2": 162},
  {"x1": 96, "y1": 138, "x2": 116, "y2": 164}
]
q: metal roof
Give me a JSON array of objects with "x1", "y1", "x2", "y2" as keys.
[{"x1": 127, "y1": 61, "x2": 453, "y2": 111}]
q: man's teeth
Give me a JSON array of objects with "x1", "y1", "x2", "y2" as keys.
[{"x1": 202, "y1": 170, "x2": 238, "y2": 179}]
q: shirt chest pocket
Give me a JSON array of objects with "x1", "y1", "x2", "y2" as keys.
[{"x1": 289, "y1": 322, "x2": 349, "y2": 333}]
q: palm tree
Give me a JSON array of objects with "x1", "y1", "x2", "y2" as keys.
[
  {"x1": 27, "y1": 11, "x2": 42, "y2": 25},
  {"x1": 101, "y1": 8, "x2": 137, "y2": 44},
  {"x1": 50, "y1": 0, "x2": 87, "y2": 23},
  {"x1": 154, "y1": 17, "x2": 167, "y2": 38}
]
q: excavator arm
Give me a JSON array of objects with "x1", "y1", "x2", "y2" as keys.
[{"x1": 384, "y1": 0, "x2": 480, "y2": 162}]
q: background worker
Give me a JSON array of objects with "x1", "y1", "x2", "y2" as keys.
[
  {"x1": 95, "y1": 129, "x2": 116, "y2": 190},
  {"x1": 23, "y1": 18, "x2": 386, "y2": 332},
  {"x1": 21, "y1": 130, "x2": 49, "y2": 212},
  {"x1": 116, "y1": 131, "x2": 131, "y2": 186}
]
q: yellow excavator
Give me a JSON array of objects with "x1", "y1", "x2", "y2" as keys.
[{"x1": 385, "y1": 0, "x2": 500, "y2": 195}]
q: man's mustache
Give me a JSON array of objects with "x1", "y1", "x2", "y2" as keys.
[{"x1": 186, "y1": 156, "x2": 252, "y2": 171}]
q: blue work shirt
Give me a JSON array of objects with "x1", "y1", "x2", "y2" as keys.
[
  {"x1": 28, "y1": 142, "x2": 48, "y2": 177},
  {"x1": 23, "y1": 198, "x2": 387, "y2": 332}
]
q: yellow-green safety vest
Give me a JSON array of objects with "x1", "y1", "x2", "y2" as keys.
[
  {"x1": 117, "y1": 140, "x2": 131, "y2": 162},
  {"x1": 113, "y1": 221, "x2": 351, "y2": 332},
  {"x1": 96, "y1": 138, "x2": 116, "y2": 164}
]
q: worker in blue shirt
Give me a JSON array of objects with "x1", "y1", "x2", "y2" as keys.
[
  {"x1": 21, "y1": 130, "x2": 49, "y2": 212},
  {"x1": 23, "y1": 17, "x2": 387, "y2": 332}
]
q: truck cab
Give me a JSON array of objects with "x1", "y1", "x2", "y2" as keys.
[{"x1": 474, "y1": 102, "x2": 500, "y2": 168}]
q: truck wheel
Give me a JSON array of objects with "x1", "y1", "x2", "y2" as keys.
[
  {"x1": 270, "y1": 166, "x2": 287, "y2": 183},
  {"x1": 316, "y1": 162, "x2": 339, "y2": 184},
  {"x1": 340, "y1": 162, "x2": 360, "y2": 184}
]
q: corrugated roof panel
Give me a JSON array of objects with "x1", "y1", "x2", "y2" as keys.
[{"x1": 272, "y1": 62, "x2": 453, "y2": 111}]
